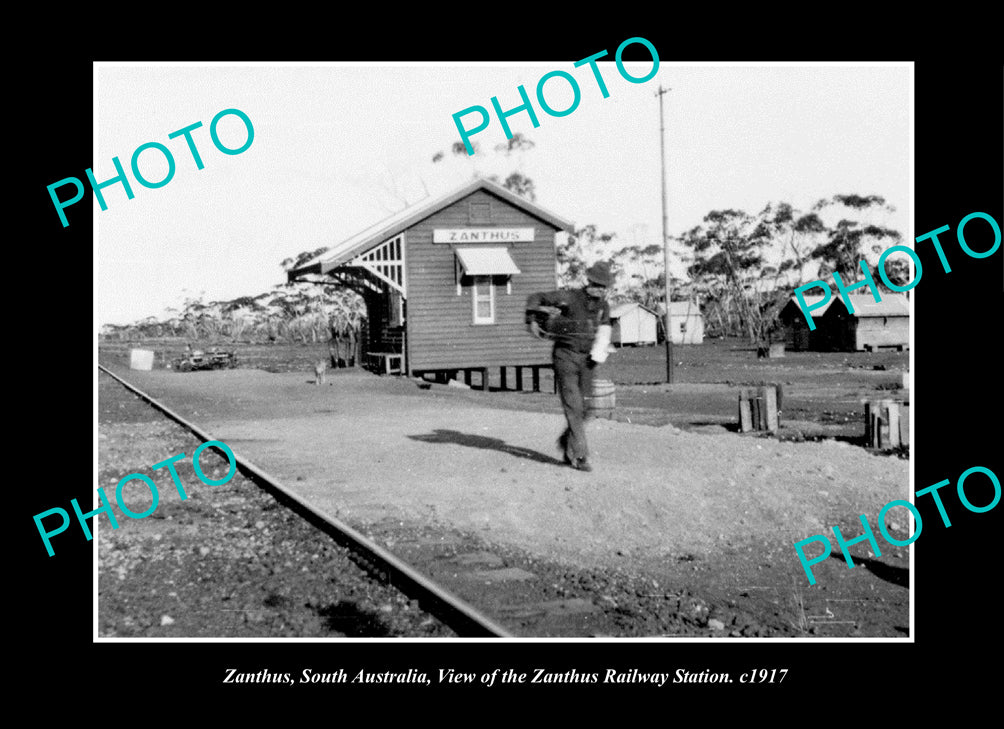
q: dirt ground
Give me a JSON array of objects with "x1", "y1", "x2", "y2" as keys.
[
  {"x1": 111, "y1": 336, "x2": 910, "y2": 441},
  {"x1": 98, "y1": 339, "x2": 911, "y2": 638}
]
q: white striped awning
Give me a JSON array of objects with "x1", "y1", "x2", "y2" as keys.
[{"x1": 455, "y1": 247, "x2": 521, "y2": 276}]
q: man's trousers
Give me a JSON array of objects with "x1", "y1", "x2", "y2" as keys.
[{"x1": 553, "y1": 347, "x2": 595, "y2": 463}]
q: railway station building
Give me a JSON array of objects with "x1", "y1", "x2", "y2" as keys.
[{"x1": 286, "y1": 177, "x2": 574, "y2": 389}]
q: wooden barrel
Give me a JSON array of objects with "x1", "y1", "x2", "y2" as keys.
[{"x1": 587, "y1": 379, "x2": 616, "y2": 419}]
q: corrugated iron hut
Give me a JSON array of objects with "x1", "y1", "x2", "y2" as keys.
[
  {"x1": 286, "y1": 177, "x2": 574, "y2": 389},
  {"x1": 819, "y1": 294, "x2": 910, "y2": 352},
  {"x1": 777, "y1": 295, "x2": 833, "y2": 351},
  {"x1": 610, "y1": 302, "x2": 659, "y2": 346}
]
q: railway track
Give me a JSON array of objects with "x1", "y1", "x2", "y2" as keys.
[{"x1": 98, "y1": 365, "x2": 510, "y2": 638}]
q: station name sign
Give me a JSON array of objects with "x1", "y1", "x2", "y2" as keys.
[{"x1": 433, "y1": 227, "x2": 534, "y2": 243}]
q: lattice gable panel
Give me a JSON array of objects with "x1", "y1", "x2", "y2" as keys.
[
  {"x1": 329, "y1": 271, "x2": 383, "y2": 295},
  {"x1": 351, "y1": 234, "x2": 406, "y2": 295}
]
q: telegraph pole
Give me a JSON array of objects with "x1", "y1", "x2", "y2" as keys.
[{"x1": 656, "y1": 84, "x2": 674, "y2": 383}]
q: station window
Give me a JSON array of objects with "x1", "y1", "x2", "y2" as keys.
[{"x1": 472, "y1": 276, "x2": 495, "y2": 324}]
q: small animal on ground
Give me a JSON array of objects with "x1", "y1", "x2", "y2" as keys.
[{"x1": 314, "y1": 360, "x2": 327, "y2": 385}]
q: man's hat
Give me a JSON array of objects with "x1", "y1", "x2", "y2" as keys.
[{"x1": 585, "y1": 261, "x2": 614, "y2": 288}]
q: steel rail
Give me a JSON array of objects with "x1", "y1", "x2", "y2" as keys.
[{"x1": 98, "y1": 364, "x2": 512, "y2": 638}]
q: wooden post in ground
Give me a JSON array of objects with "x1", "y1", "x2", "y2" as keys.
[
  {"x1": 886, "y1": 401, "x2": 900, "y2": 447},
  {"x1": 761, "y1": 385, "x2": 778, "y2": 433},
  {"x1": 738, "y1": 388, "x2": 753, "y2": 432},
  {"x1": 865, "y1": 401, "x2": 874, "y2": 445}
]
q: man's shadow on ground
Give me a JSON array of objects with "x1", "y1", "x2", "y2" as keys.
[
  {"x1": 829, "y1": 553, "x2": 909, "y2": 588},
  {"x1": 407, "y1": 429, "x2": 565, "y2": 466}
]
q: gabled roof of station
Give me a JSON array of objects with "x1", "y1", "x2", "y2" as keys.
[{"x1": 287, "y1": 177, "x2": 575, "y2": 280}]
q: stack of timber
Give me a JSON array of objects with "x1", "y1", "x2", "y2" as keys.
[
  {"x1": 864, "y1": 399, "x2": 903, "y2": 449},
  {"x1": 738, "y1": 385, "x2": 781, "y2": 434}
]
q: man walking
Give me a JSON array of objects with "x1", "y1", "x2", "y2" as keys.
[{"x1": 525, "y1": 261, "x2": 615, "y2": 472}]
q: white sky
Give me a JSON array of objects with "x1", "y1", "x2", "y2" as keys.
[{"x1": 95, "y1": 62, "x2": 911, "y2": 325}]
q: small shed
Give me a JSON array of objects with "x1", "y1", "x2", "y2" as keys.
[
  {"x1": 610, "y1": 302, "x2": 659, "y2": 346},
  {"x1": 819, "y1": 294, "x2": 910, "y2": 352},
  {"x1": 655, "y1": 301, "x2": 704, "y2": 344},
  {"x1": 778, "y1": 295, "x2": 833, "y2": 351},
  {"x1": 286, "y1": 177, "x2": 574, "y2": 388}
]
